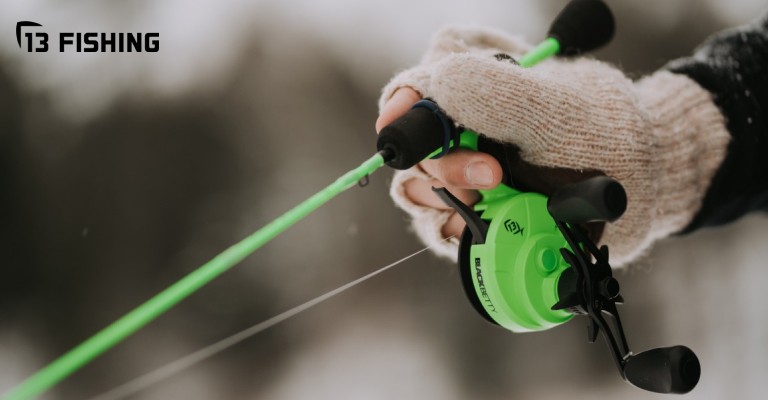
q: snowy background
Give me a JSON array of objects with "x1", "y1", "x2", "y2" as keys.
[{"x1": 1, "y1": 0, "x2": 767, "y2": 399}]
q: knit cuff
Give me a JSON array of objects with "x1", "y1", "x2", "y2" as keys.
[
  {"x1": 389, "y1": 169, "x2": 460, "y2": 260},
  {"x1": 615, "y1": 71, "x2": 730, "y2": 259}
]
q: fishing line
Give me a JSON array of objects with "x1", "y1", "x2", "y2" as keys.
[
  {"x1": 86, "y1": 242, "x2": 442, "y2": 400},
  {"x1": 2, "y1": 151, "x2": 390, "y2": 400}
]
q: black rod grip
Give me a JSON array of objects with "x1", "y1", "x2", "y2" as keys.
[
  {"x1": 548, "y1": 0, "x2": 615, "y2": 55},
  {"x1": 377, "y1": 106, "x2": 448, "y2": 170},
  {"x1": 547, "y1": 176, "x2": 626, "y2": 223},
  {"x1": 623, "y1": 346, "x2": 701, "y2": 394}
]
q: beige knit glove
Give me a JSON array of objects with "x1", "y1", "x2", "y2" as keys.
[{"x1": 381, "y1": 25, "x2": 730, "y2": 266}]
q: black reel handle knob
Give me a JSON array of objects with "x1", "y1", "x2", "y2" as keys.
[
  {"x1": 623, "y1": 346, "x2": 701, "y2": 394},
  {"x1": 547, "y1": 176, "x2": 627, "y2": 224}
]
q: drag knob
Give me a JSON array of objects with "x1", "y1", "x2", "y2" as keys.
[
  {"x1": 598, "y1": 277, "x2": 620, "y2": 300},
  {"x1": 547, "y1": 176, "x2": 627, "y2": 223}
]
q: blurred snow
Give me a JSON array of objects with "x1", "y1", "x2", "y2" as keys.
[
  {"x1": 2, "y1": 0, "x2": 763, "y2": 119},
  {"x1": 0, "y1": 0, "x2": 543, "y2": 120},
  {"x1": 260, "y1": 316, "x2": 462, "y2": 400},
  {"x1": 705, "y1": 0, "x2": 768, "y2": 25},
  {"x1": 1, "y1": 0, "x2": 768, "y2": 399}
]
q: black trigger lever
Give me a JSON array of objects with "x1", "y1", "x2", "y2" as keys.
[{"x1": 432, "y1": 187, "x2": 488, "y2": 244}]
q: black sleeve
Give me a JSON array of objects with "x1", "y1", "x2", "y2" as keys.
[{"x1": 665, "y1": 13, "x2": 768, "y2": 233}]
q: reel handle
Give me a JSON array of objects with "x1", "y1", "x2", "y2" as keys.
[
  {"x1": 547, "y1": 176, "x2": 627, "y2": 224},
  {"x1": 623, "y1": 346, "x2": 701, "y2": 394}
]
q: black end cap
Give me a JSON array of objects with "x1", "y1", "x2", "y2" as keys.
[
  {"x1": 548, "y1": 0, "x2": 615, "y2": 56},
  {"x1": 377, "y1": 105, "x2": 449, "y2": 170}
]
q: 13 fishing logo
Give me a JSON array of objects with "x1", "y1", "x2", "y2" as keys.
[{"x1": 16, "y1": 21, "x2": 159, "y2": 53}]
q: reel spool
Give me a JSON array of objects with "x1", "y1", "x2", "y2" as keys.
[
  {"x1": 435, "y1": 185, "x2": 573, "y2": 333},
  {"x1": 434, "y1": 166, "x2": 628, "y2": 334}
]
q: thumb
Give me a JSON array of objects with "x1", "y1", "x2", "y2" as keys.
[{"x1": 420, "y1": 149, "x2": 503, "y2": 190}]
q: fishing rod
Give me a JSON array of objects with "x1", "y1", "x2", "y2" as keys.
[
  {"x1": 3, "y1": 1, "x2": 699, "y2": 399},
  {"x1": 2, "y1": 153, "x2": 388, "y2": 400}
]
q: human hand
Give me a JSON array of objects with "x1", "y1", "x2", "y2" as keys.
[
  {"x1": 376, "y1": 87, "x2": 503, "y2": 240},
  {"x1": 378, "y1": 25, "x2": 728, "y2": 265}
]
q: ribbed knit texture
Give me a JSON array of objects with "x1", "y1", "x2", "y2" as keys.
[
  {"x1": 382, "y1": 26, "x2": 730, "y2": 266},
  {"x1": 667, "y1": 12, "x2": 768, "y2": 232}
]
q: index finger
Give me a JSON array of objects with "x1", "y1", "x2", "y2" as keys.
[{"x1": 375, "y1": 87, "x2": 421, "y2": 133}]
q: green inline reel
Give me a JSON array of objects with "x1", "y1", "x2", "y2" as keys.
[
  {"x1": 432, "y1": 130, "x2": 595, "y2": 333},
  {"x1": 376, "y1": 0, "x2": 701, "y2": 394},
  {"x1": 379, "y1": 100, "x2": 700, "y2": 397},
  {"x1": 424, "y1": 125, "x2": 629, "y2": 337}
]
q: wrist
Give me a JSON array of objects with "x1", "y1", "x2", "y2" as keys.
[
  {"x1": 602, "y1": 70, "x2": 730, "y2": 265},
  {"x1": 639, "y1": 71, "x2": 730, "y2": 235}
]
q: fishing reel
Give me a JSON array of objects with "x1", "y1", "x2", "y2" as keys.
[
  {"x1": 380, "y1": 100, "x2": 701, "y2": 394},
  {"x1": 375, "y1": 1, "x2": 700, "y2": 393}
]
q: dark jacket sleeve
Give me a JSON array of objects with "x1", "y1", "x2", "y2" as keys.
[{"x1": 666, "y1": 13, "x2": 768, "y2": 233}]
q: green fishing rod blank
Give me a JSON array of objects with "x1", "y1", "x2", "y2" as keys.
[
  {"x1": 2, "y1": 152, "x2": 388, "y2": 400},
  {"x1": 518, "y1": 37, "x2": 560, "y2": 67}
]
